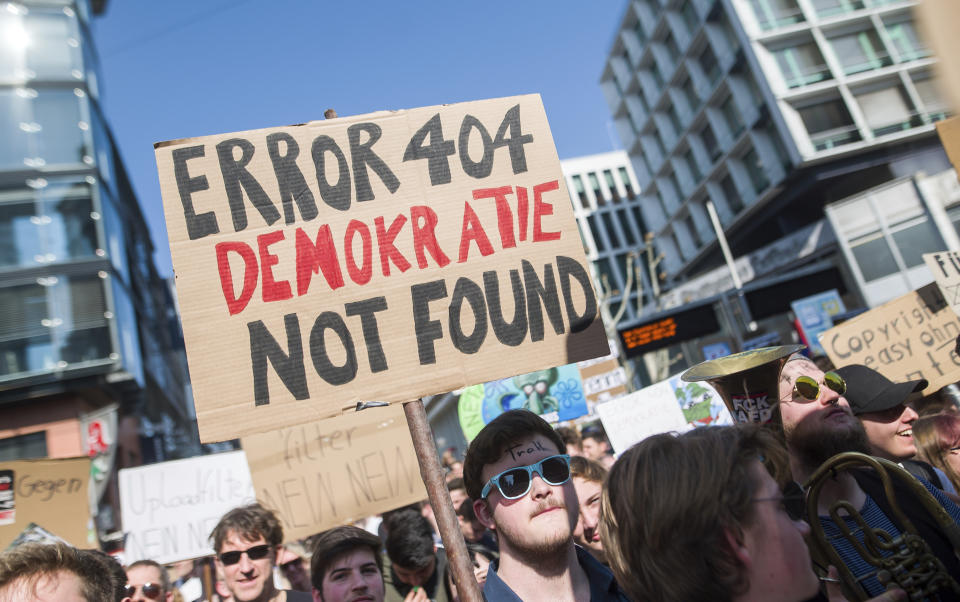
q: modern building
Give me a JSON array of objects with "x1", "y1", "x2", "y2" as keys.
[
  {"x1": 601, "y1": 0, "x2": 958, "y2": 380},
  {"x1": 0, "y1": 0, "x2": 200, "y2": 537}
]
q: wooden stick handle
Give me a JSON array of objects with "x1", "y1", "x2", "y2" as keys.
[{"x1": 403, "y1": 399, "x2": 483, "y2": 602}]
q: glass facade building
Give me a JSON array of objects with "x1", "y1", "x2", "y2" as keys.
[{"x1": 0, "y1": 1, "x2": 199, "y2": 476}]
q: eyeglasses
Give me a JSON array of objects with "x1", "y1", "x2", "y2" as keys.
[
  {"x1": 218, "y1": 543, "x2": 272, "y2": 566},
  {"x1": 123, "y1": 583, "x2": 163, "y2": 599},
  {"x1": 792, "y1": 371, "x2": 846, "y2": 401},
  {"x1": 754, "y1": 481, "x2": 805, "y2": 522},
  {"x1": 481, "y1": 454, "x2": 571, "y2": 500}
]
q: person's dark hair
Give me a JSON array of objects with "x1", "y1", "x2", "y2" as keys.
[
  {"x1": 0, "y1": 543, "x2": 114, "y2": 602},
  {"x1": 446, "y1": 477, "x2": 465, "y2": 493},
  {"x1": 581, "y1": 424, "x2": 609, "y2": 445},
  {"x1": 210, "y1": 503, "x2": 283, "y2": 553},
  {"x1": 463, "y1": 410, "x2": 565, "y2": 500},
  {"x1": 555, "y1": 425, "x2": 582, "y2": 450},
  {"x1": 570, "y1": 455, "x2": 607, "y2": 484},
  {"x1": 126, "y1": 558, "x2": 171, "y2": 592},
  {"x1": 600, "y1": 425, "x2": 789, "y2": 602},
  {"x1": 455, "y1": 496, "x2": 476, "y2": 520},
  {"x1": 87, "y1": 549, "x2": 127, "y2": 602},
  {"x1": 310, "y1": 526, "x2": 383, "y2": 591},
  {"x1": 466, "y1": 542, "x2": 498, "y2": 563},
  {"x1": 384, "y1": 509, "x2": 435, "y2": 570}
]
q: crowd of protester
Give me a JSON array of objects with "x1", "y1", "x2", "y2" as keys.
[{"x1": 5, "y1": 352, "x2": 960, "y2": 601}]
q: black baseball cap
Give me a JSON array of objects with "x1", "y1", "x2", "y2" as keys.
[{"x1": 834, "y1": 364, "x2": 927, "y2": 415}]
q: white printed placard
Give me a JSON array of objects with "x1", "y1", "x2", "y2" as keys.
[{"x1": 119, "y1": 450, "x2": 254, "y2": 563}]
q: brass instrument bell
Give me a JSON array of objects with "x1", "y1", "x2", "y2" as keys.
[{"x1": 681, "y1": 344, "x2": 804, "y2": 431}]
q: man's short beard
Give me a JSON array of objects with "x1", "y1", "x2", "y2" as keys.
[
  {"x1": 495, "y1": 500, "x2": 575, "y2": 561},
  {"x1": 788, "y1": 414, "x2": 872, "y2": 471}
]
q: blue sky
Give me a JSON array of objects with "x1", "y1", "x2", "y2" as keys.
[{"x1": 93, "y1": 1, "x2": 628, "y2": 277}]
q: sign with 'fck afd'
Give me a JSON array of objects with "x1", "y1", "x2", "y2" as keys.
[{"x1": 155, "y1": 95, "x2": 607, "y2": 442}]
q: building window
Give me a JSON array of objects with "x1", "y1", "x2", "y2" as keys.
[
  {"x1": 720, "y1": 173, "x2": 744, "y2": 214},
  {"x1": 830, "y1": 182, "x2": 946, "y2": 284},
  {"x1": 0, "y1": 182, "x2": 99, "y2": 269},
  {"x1": 748, "y1": 0, "x2": 804, "y2": 30},
  {"x1": 649, "y1": 61, "x2": 665, "y2": 88},
  {"x1": 0, "y1": 88, "x2": 89, "y2": 169},
  {"x1": 0, "y1": 431, "x2": 47, "y2": 461},
  {"x1": 798, "y1": 98, "x2": 861, "y2": 150},
  {"x1": 684, "y1": 148, "x2": 703, "y2": 182},
  {"x1": 720, "y1": 95, "x2": 744, "y2": 139},
  {"x1": 663, "y1": 31, "x2": 680, "y2": 64},
  {"x1": 811, "y1": 0, "x2": 864, "y2": 17},
  {"x1": 774, "y1": 42, "x2": 832, "y2": 87},
  {"x1": 602, "y1": 212, "x2": 621, "y2": 248},
  {"x1": 680, "y1": 77, "x2": 699, "y2": 113},
  {"x1": 589, "y1": 172, "x2": 604, "y2": 206},
  {"x1": 912, "y1": 74, "x2": 949, "y2": 121},
  {"x1": 681, "y1": 0, "x2": 699, "y2": 34},
  {"x1": 0, "y1": 275, "x2": 111, "y2": 380},
  {"x1": 618, "y1": 166, "x2": 636, "y2": 198},
  {"x1": 587, "y1": 214, "x2": 605, "y2": 252},
  {"x1": 0, "y1": 8, "x2": 84, "y2": 82},
  {"x1": 604, "y1": 170, "x2": 620, "y2": 203},
  {"x1": 884, "y1": 18, "x2": 931, "y2": 62},
  {"x1": 698, "y1": 46, "x2": 721, "y2": 87},
  {"x1": 828, "y1": 28, "x2": 892, "y2": 76},
  {"x1": 667, "y1": 105, "x2": 683, "y2": 137},
  {"x1": 634, "y1": 19, "x2": 647, "y2": 46},
  {"x1": 854, "y1": 85, "x2": 920, "y2": 137},
  {"x1": 742, "y1": 147, "x2": 769, "y2": 194},
  {"x1": 657, "y1": 188, "x2": 672, "y2": 218},
  {"x1": 700, "y1": 122, "x2": 722, "y2": 162},
  {"x1": 572, "y1": 175, "x2": 588, "y2": 209},
  {"x1": 617, "y1": 208, "x2": 639, "y2": 246},
  {"x1": 684, "y1": 213, "x2": 703, "y2": 248}
]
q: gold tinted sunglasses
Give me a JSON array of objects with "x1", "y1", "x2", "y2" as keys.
[{"x1": 792, "y1": 371, "x2": 846, "y2": 401}]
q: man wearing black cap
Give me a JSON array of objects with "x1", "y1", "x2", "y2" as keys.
[{"x1": 836, "y1": 364, "x2": 955, "y2": 493}]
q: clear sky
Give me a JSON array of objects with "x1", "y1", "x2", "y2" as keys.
[{"x1": 93, "y1": 1, "x2": 629, "y2": 277}]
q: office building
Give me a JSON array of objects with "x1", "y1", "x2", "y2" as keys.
[
  {"x1": 601, "y1": 0, "x2": 958, "y2": 378},
  {"x1": 0, "y1": 0, "x2": 200, "y2": 535}
]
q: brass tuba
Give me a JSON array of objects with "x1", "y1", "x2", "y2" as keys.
[
  {"x1": 804, "y1": 452, "x2": 960, "y2": 601},
  {"x1": 681, "y1": 344, "x2": 804, "y2": 432}
]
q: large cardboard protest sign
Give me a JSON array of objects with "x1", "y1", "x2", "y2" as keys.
[
  {"x1": 0, "y1": 457, "x2": 93, "y2": 549},
  {"x1": 819, "y1": 283, "x2": 960, "y2": 395},
  {"x1": 155, "y1": 95, "x2": 607, "y2": 442},
  {"x1": 119, "y1": 451, "x2": 254, "y2": 563},
  {"x1": 242, "y1": 404, "x2": 424, "y2": 542}
]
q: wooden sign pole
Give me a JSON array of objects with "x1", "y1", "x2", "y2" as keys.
[{"x1": 403, "y1": 399, "x2": 483, "y2": 602}]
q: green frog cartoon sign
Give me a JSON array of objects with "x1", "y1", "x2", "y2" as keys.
[{"x1": 458, "y1": 363, "x2": 588, "y2": 441}]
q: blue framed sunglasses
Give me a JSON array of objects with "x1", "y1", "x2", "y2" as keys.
[{"x1": 481, "y1": 454, "x2": 572, "y2": 500}]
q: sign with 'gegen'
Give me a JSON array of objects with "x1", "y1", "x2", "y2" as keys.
[{"x1": 156, "y1": 95, "x2": 607, "y2": 442}]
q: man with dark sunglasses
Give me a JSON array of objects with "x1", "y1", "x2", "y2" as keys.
[
  {"x1": 210, "y1": 503, "x2": 312, "y2": 602},
  {"x1": 125, "y1": 560, "x2": 173, "y2": 602},
  {"x1": 778, "y1": 355, "x2": 960, "y2": 598},
  {"x1": 463, "y1": 409, "x2": 628, "y2": 601}
]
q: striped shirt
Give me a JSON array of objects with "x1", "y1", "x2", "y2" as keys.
[{"x1": 818, "y1": 478, "x2": 960, "y2": 597}]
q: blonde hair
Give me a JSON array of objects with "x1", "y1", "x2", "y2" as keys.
[
  {"x1": 600, "y1": 425, "x2": 789, "y2": 602},
  {"x1": 914, "y1": 413, "x2": 960, "y2": 491}
]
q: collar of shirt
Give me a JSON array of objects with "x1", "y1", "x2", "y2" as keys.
[{"x1": 482, "y1": 545, "x2": 628, "y2": 602}]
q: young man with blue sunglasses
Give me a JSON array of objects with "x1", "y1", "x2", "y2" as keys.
[{"x1": 463, "y1": 410, "x2": 629, "y2": 602}]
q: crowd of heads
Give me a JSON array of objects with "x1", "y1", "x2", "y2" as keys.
[{"x1": 6, "y1": 351, "x2": 960, "y2": 602}]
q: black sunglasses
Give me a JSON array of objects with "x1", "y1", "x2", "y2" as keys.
[
  {"x1": 123, "y1": 583, "x2": 163, "y2": 599},
  {"x1": 218, "y1": 543, "x2": 272, "y2": 566}
]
